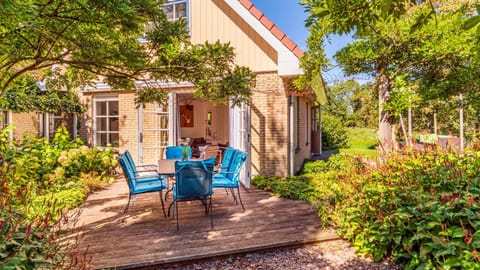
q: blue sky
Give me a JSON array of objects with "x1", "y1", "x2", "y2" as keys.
[{"x1": 250, "y1": 0, "x2": 353, "y2": 83}]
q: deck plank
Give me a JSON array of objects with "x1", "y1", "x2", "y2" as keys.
[{"x1": 66, "y1": 178, "x2": 339, "y2": 269}]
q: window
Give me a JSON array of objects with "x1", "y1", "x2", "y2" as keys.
[
  {"x1": 305, "y1": 102, "x2": 310, "y2": 146},
  {"x1": 48, "y1": 113, "x2": 75, "y2": 140},
  {"x1": 164, "y1": 0, "x2": 188, "y2": 22},
  {"x1": 312, "y1": 106, "x2": 321, "y2": 131},
  {"x1": 94, "y1": 97, "x2": 119, "y2": 147},
  {"x1": 139, "y1": 0, "x2": 188, "y2": 42}
]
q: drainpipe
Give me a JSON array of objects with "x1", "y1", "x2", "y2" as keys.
[
  {"x1": 289, "y1": 95, "x2": 295, "y2": 176},
  {"x1": 73, "y1": 114, "x2": 78, "y2": 139},
  {"x1": 7, "y1": 110, "x2": 13, "y2": 141}
]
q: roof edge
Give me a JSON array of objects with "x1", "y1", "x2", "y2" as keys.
[{"x1": 238, "y1": 0, "x2": 304, "y2": 58}]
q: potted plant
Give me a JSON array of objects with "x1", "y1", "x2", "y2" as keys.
[{"x1": 181, "y1": 146, "x2": 189, "y2": 161}]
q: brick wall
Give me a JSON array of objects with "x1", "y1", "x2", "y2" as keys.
[
  {"x1": 250, "y1": 72, "x2": 289, "y2": 177},
  {"x1": 12, "y1": 112, "x2": 40, "y2": 142},
  {"x1": 78, "y1": 94, "x2": 93, "y2": 145},
  {"x1": 118, "y1": 92, "x2": 138, "y2": 163}
]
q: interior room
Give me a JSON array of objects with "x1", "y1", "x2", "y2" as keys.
[{"x1": 176, "y1": 93, "x2": 229, "y2": 157}]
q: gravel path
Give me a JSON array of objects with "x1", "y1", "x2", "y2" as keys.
[{"x1": 160, "y1": 240, "x2": 400, "y2": 270}]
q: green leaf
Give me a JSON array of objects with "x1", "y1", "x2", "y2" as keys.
[
  {"x1": 450, "y1": 227, "x2": 464, "y2": 238},
  {"x1": 463, "y1": 15, "x2": 480, "y2": 30}
]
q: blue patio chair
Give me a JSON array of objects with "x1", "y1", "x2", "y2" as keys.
[
  {"x1": 217, "y1": 147, "x2": 236, "y2": 173},
  {"x1": 118, "y1": 153, "x2": 168, "y2": 220},
  {"x1": 122, "y1": 150, "x2": 158, "y2": 177},
  {"x1": 166, "y1": 145, "x2": 192, "y2": 160},
  {"x1": 212, "y1": 150, "x2": 247, "y2": 211},
  {"x1": 168, "y1": 157, "x2": 215, "y2": 231},
  {"x1": 164, "y1": 146, "x2": 192, "y2": 201}
]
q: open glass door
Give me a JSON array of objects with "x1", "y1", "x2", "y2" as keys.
[
  {"x1": 138, "y1": 102, "x2": 170, "y2": 165},
  {"x1": 229, "y1": 103, "x2": 251, "y2": 188}
]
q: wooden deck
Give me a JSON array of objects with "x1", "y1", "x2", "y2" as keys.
[{"x1": 67, "y1": 177, "x2": 339, "y2": 269}]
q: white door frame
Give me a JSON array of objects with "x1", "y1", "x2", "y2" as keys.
[{"x1": 229, "y1": 102, "x2": 251, "y2": 188}]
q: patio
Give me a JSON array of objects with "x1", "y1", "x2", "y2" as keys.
[{"x1": 66, "y1": 176, "x2": 338, "y2": 269}]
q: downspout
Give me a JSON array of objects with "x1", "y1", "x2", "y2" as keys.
[
  {"x1": 138, "y1": 104, "x2": 143, "y2": 165},
  {"x1": 289, "y1": 95, "x2": 295, "y2": 176},
  {"x1": 7, "y1": 110, "x2": 13, "y2": 141},
  {"x1": 73, "y1": 114, "x2": 78, "y2": 139},
  {"x1": 319, "y1": 105, "x2": 322, "y2": 155}
]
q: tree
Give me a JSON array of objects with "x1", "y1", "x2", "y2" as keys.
[
  {"x1": 0, "y1": 0, "x2": 255, "y2": 109},
  {"x1": 351, "y1": 83, "x2": 378, "y2": 128},
  {"x1": 299, "y1": 0, "x2": 479, "y2": 152},
  {"x1": 323, "y1": 80, "x2": 378, "y2": 128}
]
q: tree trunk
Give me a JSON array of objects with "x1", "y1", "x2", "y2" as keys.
[
  {"x1": 459, "y1": 93, "x2": 464, "y2": 152},
  {"x1": 399, "y1": 114, "x2": 409, "y2": 147},
  {"x1": 378, "y1": 68, "x2": 392, "y2": 152},
  {"x1": 408, "y1": 107, "x2": 412, "y2": 143}
]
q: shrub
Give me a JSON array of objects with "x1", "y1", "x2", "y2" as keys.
[
  {"x1": 0, "y1": 163, "x2": 89, "y2": 269},
  {"x1": 253, "y1": 150, "x2": 480, "y2": 269},
  {"x1": 322, "y1": 115, "x2": 350, "y2": 150},
  {"x1": 0, "y1": 126, "x2": 116, "y2": 268}
]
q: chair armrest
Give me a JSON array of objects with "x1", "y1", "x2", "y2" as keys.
[
  {"x1": 215, "y1": 171, "x2": 238, "y2": 175},
  {"x1": 131, "y1": 174, "x2": 164, "y2": 181},
  {"x1": 136, "y1": 165, "x2": 158, "y2": 170}
]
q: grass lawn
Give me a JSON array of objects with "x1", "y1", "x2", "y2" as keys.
[{"x1": 326, "y1": 128, "x2": 379, "y2": 159}]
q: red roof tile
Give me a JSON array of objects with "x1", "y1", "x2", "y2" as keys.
[
  {"x1": 238, "y1": 0, "x2": 304, "y2": 58},
  {"x1": 271, "y1": 25, "x2": 285, "y2": 40},
  {"x1": 249, "y1": 5, "x2": 263, "y2": 20},
  {"x1": 259, "y1": 16, "x2": 274, "y2": 30},
  {"x1": 293, "y1": 47, "x2": 304, "y2": 58},
  {"x1": 238, "y1": 0, "x2": 253, "y2": 10}
]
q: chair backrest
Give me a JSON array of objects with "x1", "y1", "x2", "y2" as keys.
[
  {"x1": 226, "y1": 150, "x2": 247, "y2": 183},
  {"x1": 122, "y1": 150, "x2": 138, "y2": 177},
  {"x1": 166, "y1": 146, "x2": 192, "y2": 160},
  {"x1": 175, "y1": 158, "x2": 215, "y2": 198},
  {"x1": 118, "y1": 154, "x2": 136, "y2": 191},
  {"x1": 219, "y1": 147, "x2": 236, "y2": 173}
]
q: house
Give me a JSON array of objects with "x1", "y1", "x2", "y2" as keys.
[{"x1": 4, "y1": 0, "x2": 322, "y2": 187}]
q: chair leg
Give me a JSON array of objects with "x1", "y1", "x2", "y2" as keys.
[
  {"x1": 230, "y1": 188, "x2": 238, "y2": 204},
  {"x1": 236, "y1": 187, "x2": 245, "y2": 212},
  {"x1": 168, "y1": 200, "x2": 175, "y2": 217},
  {"x1": 159, "y1": 191, "x2": 166, "y2": 218},
  {"x1": 209, "y1": 196, "x2": 213, "y2": 229},
  {"x1": 122, "y1": 195, "x2": 133, "y2": 223},
  {"x1": 200, "y1": 198, "x2": 208, "y2": 214},
  {"x1": 175, "y1": 200, "x2": 179, "y2": 231},
  {"x1": 164, "y1": 177, "x2": 174, "y2": 201}
]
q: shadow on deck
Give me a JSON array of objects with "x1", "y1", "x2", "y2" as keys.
[{"x1": 66, "y1": 177, "x2": 339, "y2": 269}]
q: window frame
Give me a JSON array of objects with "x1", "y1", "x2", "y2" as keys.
[
  {"x1": 93, "y1": 96, "x2": 119, "y2": 148},
  {"x1": 312, "y1": 106, "x2": 321, "y2": 132},
  {"x1": 163, "y1": 0, "x2": 189, "y2": 24}
]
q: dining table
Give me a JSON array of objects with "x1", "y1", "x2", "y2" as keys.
[{"x1": 157, "y1": 159, "x2": 177, "y2": 176}]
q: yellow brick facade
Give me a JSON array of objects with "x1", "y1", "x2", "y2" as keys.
[
  {"x1": 118, "y1": 92, "x2": 139, "y2": 162},
  {"x1": 11, "y1": 112, "x2": 40, "y2": 142},
  {"x1": 249, "y1": 72, "x2": 312, "y2": 176},
  {"x1": 250, "y1": 72, "x2": 289, "y2": 176}
]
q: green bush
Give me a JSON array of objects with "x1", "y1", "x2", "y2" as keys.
[
  {"x1": 0, "y1": 126, "x2": 116, "y2": 268},
  {"x1": 253, "y1": 150, "x2": 480, "y2": 269},
  {"x1": 322, "y1": 114, "x2": 350, "y2": 150},
  {"x1": 0, "y1": 183, "x2": 89, "y2": 269},
  {"x1": 2, "y1": 128, "x2": 118, "y2": 209}
]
